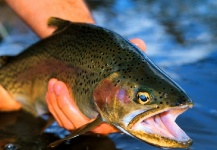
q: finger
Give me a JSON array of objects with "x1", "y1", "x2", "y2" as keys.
[
  {"x1": 130, "y1": 38, "x2": 146, "y2": 52},
  {"x1": 46, "y1": 78, "x2": 62, "y2": 125},
  {"x1": 46, "y1": 78, "x2": 75, "y2": 129},
  {"x1": 53, "y1": 81, "x2": 90, "y2": 129},
  {"x1": 91, "y1": 123, "x2": 120, "y2": 135},
  {"x1": 47, "y1": 78, "x2": 58, "y2": 92},
  {"x1": 50, "y1": 84, "x2": 75, "y2": 130},
  {"x1": 46, "y1": 91, "x2": 63, "y2": 127}
]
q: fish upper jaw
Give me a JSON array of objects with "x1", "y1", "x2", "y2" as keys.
[{"x1": 120, "y1": 105, "x2": 193, "y2": 148}]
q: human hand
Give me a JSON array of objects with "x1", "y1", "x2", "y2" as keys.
[{"x1": 46, "y1": 38, "x2": 146, "y2": 134}]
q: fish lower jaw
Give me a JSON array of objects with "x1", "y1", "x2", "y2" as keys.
[{"x1": 128, "y1": 107, "x2": 192, "y2": 148}]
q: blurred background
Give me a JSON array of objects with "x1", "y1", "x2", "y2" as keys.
[{"x1": 0, "y1": 0, "x2": 216, "y2": 150}]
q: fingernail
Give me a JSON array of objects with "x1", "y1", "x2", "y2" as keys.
[
  {"x1": 54, "y1": 82, "x2": 62, "y2": 96},
  {"x1": 48, "y1": 78, "x2": 57, "y2": 92}
]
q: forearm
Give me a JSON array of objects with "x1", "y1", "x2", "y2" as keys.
[{"x1": 5, "y1": 0, "x2": 95, "y2": 38}]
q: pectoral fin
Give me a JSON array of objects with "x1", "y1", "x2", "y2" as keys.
[
  {"x1": 0, "y1": 56, "x2": 8, "y2": 67},
  {"x1": 48, "y1": 115, "x2": 103, "y2": 148}
]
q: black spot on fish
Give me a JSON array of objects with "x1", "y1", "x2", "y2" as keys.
[{"x1": 113, "y1": 61, "x2": 118, "y2": 65}]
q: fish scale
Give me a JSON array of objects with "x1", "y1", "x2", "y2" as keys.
[{"x1": 0, "y1": 18, "x2": 193, "y2": 148}]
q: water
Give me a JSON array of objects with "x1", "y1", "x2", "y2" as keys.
[{"x1": 0, "y1": 0, "x2": 217, "y2": 149}]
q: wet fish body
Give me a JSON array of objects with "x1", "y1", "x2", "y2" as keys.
[{"x1": 0, "y1": 18, "x2": 193, "y2": 148}]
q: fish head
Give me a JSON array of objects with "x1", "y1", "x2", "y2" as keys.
[{"x1": 93, "y1": 62, "x2": 193, "y2": 148}]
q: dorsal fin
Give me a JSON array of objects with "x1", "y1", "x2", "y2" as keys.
[
  {"x1": 0, "y1": 56, "x2": 8, "y2": 67},
  {"x1": 48, "y1": 17, "x2": 71, "y2": 34}
]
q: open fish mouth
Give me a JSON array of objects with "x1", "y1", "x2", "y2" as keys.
[{"x1": 123, "y1": 105, "x2": 193, "y2": 148}]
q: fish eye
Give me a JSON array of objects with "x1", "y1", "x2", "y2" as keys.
[{"x1": 137, "y1": 92, "x2": 150, "y2": 104}]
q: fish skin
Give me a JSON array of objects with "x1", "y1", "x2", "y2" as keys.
[{"x1": 0, "y1": 17, "x2": 193, "y2": 148}]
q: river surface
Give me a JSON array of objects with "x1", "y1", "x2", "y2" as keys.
[{"x1": 0, "y1": 0, "x2": 217, "y2": 150}]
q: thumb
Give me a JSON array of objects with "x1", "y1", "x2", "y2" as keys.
[{"x1": 130, "y1": 38, "x2": 146, "y2": 52}]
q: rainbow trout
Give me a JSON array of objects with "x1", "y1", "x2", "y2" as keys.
[{"x1": 0, "y1": 18, "x2": 193, "y2": 148}]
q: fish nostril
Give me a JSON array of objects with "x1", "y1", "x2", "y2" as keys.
[{"x1": 182, "y1": 99, "x2": 187, "y2": 103}]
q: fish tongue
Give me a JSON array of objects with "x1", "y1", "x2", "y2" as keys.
[{"x1": 160, "y1": 111, "x2": 189, "y2": 141}]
